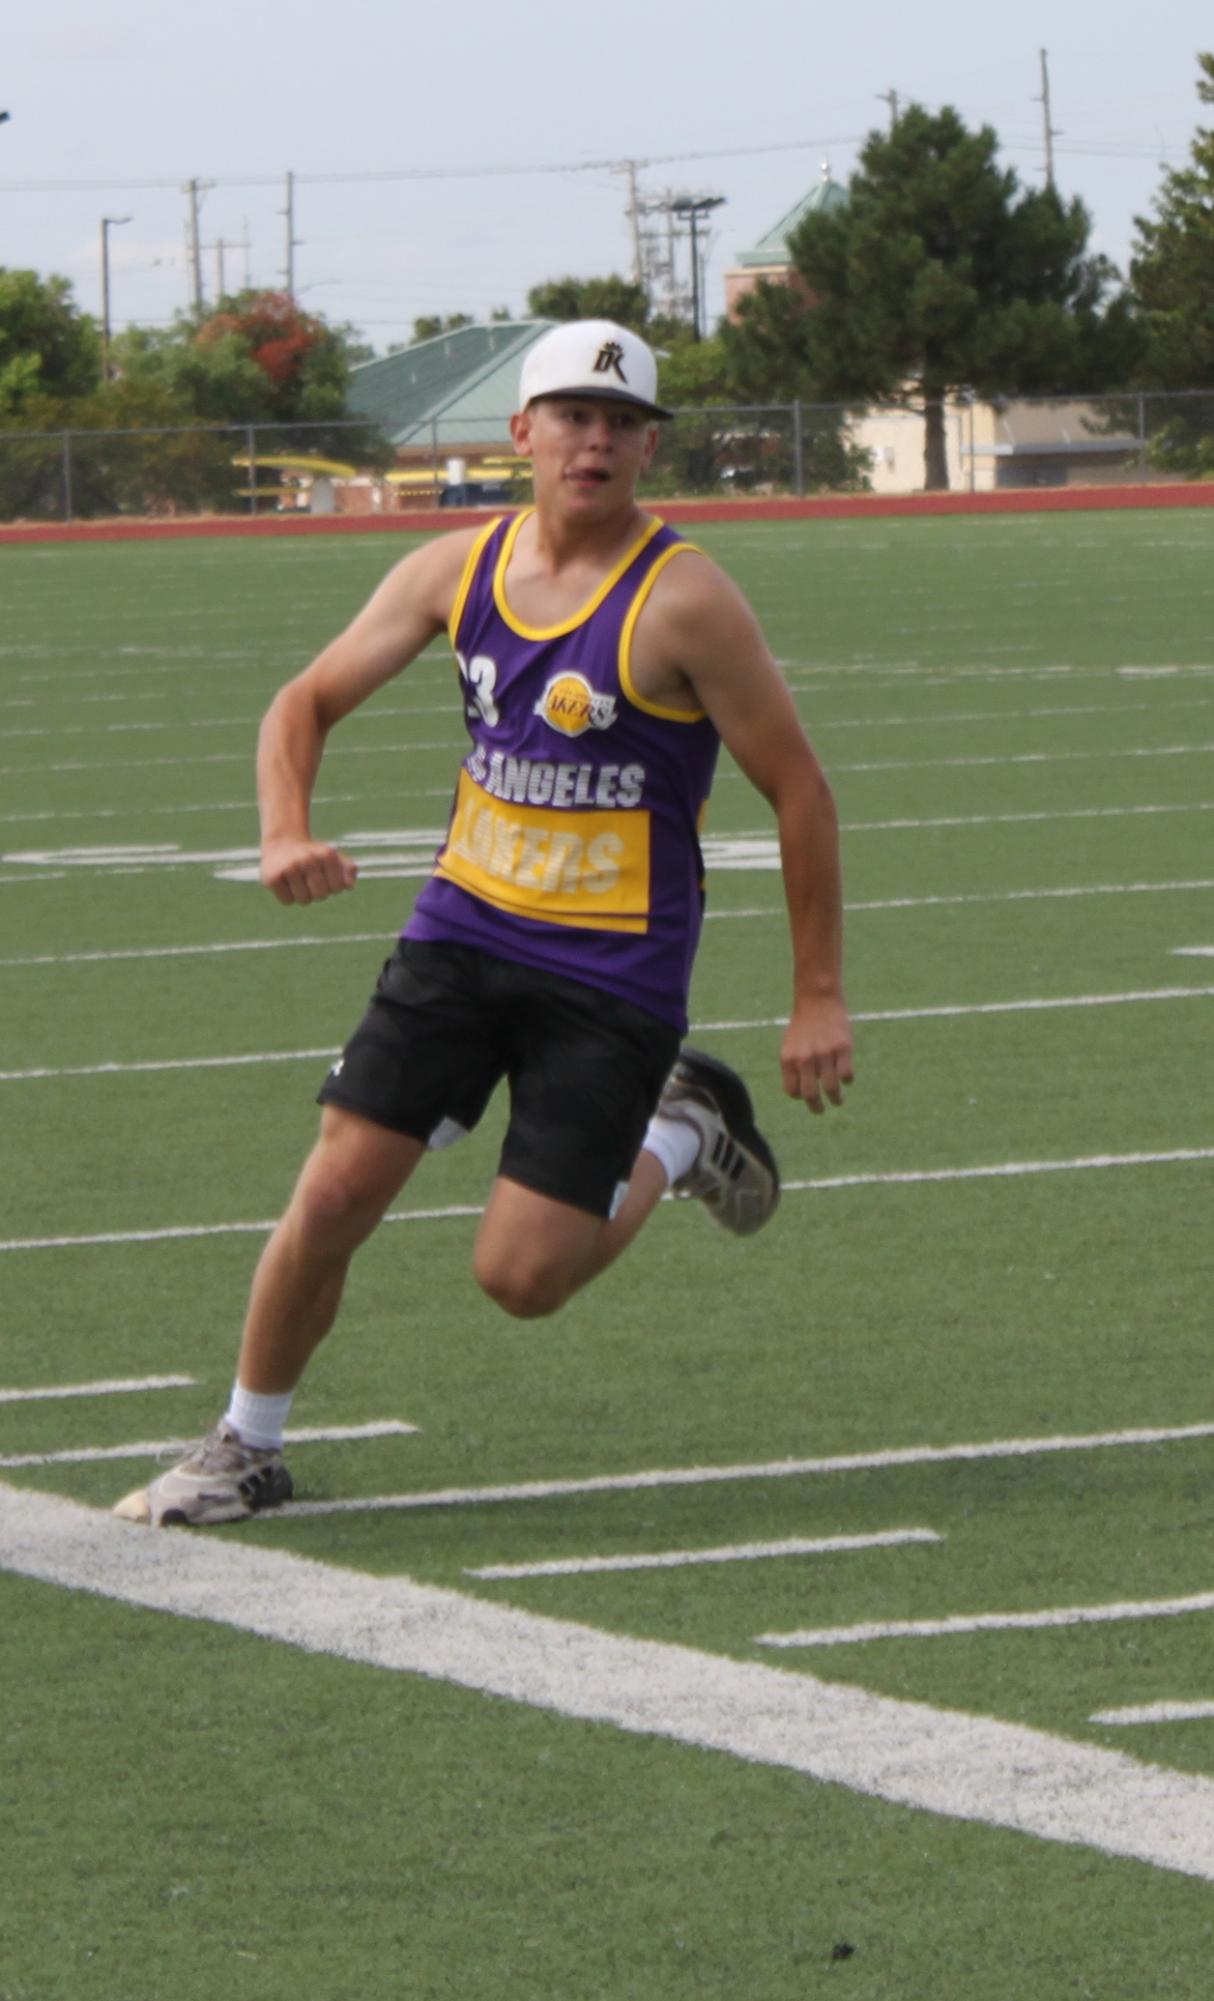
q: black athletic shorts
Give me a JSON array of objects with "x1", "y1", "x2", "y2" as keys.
[{"x1": 317, "y1": 939, "x2": 682, "y2": 1219}]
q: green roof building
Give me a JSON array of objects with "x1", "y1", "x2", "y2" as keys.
[
  {"x1": 724, "y1": 169, "x2": 847, "y2": 320},
  {"x1": 347, "y1": 319, "x2": 555, "y2": 455}
]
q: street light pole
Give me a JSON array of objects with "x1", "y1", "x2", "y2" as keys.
[
  {"x1": 670, "y1": 194, "x2": 725, "y2": 341},
  {"x1": 100, "y1": 215, "x2": 132, "y2": 381}
]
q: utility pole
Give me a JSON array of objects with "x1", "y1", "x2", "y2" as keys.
[
  {"x1": 621, "y1": 160, "x2": 645, "y2": 286},
  {"x1": 1037, "y1": 48, "x2": 1060, "y2": 190},
  {"x1": 282, "y1": 169, "x2": 301, "y2": 298},
  {"x1": 670, "y1": 193, "x2": 725, "y2": 340},
  {"x1": 203, "y1": 227, "x2": 250, "y2": 304},
  {"x1": 100, "y1": 215, "x2": 132, "y2": 381},
  {"x1": 876, "y1": 88, "x2": 900, "y2": 132},
  {"x1": 182, "y1": 177, "x2": 211, "y2": 312},
  {"x1": 617, "y1": 160, "x2": 690, "y2": 315}
]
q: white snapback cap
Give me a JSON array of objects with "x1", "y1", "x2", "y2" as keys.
[{"x1": 519, "y1": 319, "x2": 671, "y2": 419}]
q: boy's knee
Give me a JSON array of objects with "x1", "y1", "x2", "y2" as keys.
[
  {"x1": 292, "y1": 1154, "x2": 393, "y2": 1246},
  {"x1": 473, "y1": 1247, "x2": 572, "y2": 1320}
]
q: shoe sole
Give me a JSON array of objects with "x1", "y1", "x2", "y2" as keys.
[{"x1": 674, "y1": 1046, "x2": 781, "y2": 1199}]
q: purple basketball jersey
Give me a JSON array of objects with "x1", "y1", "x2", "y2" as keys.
[{"x1": 405, "y1": 510, "x2": 721, "y2": 1030}]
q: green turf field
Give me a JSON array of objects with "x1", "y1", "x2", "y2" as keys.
[{"x1": 2, "y1": 509, "x2": 1213, "y2": 1999}]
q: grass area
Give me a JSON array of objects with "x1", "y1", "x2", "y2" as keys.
[{"x1": 2, "y1": 508, "x2": 1214, "y2": 1999}]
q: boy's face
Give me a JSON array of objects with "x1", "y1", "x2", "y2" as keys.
[{"x1": 510, "y1": 396, "x2": 659, "y2": 512}]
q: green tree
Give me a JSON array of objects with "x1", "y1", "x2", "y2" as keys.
[
  {"x1": 525, "y1": 275, "x2": 651, "y2": 331},
  {"x1": 110, "y1": 290, "x2": 366, "y2": 431},
  {"x1": 409, "y1": 311, "x2": 475, "y2": 344},
  {"x1": 0, "y1": 289, "x2": 387, "y2": 522},
  {"x1": 724, "y1": 106, "x2": 1136, "y2": 489},
  {"x1": 655, "y1": 331, "x2": 733, "y2": 407},
  {"x1": 0, "y1": 269, "x2": 101, "y2": 419},
  {"x1": 1129, "y1": 53, "x2": 1214, "y2": 470}
]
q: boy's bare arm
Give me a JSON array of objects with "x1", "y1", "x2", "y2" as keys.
[
  {"x1": 258, "y1": 531, "x2": 475, "y2": 905},
  {"x1": 642, "y1": 554, "x2": 853, "y2": 1112}
]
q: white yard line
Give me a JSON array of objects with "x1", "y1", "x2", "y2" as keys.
[
  {"x1": 757, "y1": 1593, "x2": 1214, "y2": 1650},
  {"x1": 2, "y1": 1152, "x2": 1210, "y2": 1255},
  {"x1": 466, "y1": 1528, "x2": 941, "y2": 1579},
  {"x1": 780, "y1": 1148, "x2": 1214, "y2": 1193},
  {"x1": 0, "y1": 1419, "x2": 417, "y2": 1471},
  {"x1": 0, "y1": 789, "x2": 421, "y2": 827},
  {"x1": 730, "y1": 743, "x2": 1214, "y2": 779},
  {"x1": 5, "y1": 1480, "x2": 1214, "y2": 1883},
  {"x1": 810, "y1": 697, "x2": 1214, "y2": 733},
  {"x1": 0, "y1": 1047, "x2": 338, "y2": 1082},
  {"x1": 4, "y1": 802, "x2": 1214, "y2": 884},
  {"x1": 696, "y1": 988, "x2": 1214, "y2": 1031},
  {"x1": 0, "y1": 740, "x2": 462, "y2": 779},
  {"x1": 782, "y1": 662, "x2": 1214, "y2": 688},
  {"x1": 4, "y1": 988, "x2": 1213, "y2": 1085},
  {"x1": 0, "y1": 1204, "x2": 485, "y2": 1253},
  {"x1": 844, "y1": 800, "x2": 1214, "y2": 834},
  {"x1": 0, "y1": 932, "x2": 391, "y2": 969},
  {"x1": 3, "y1": 878, "x2": 1212, "y2": 971},
  {"x1": 277, "y1": 1420, "x2": 1214, "y2": 1518},
  {"x1": 842, "y1": 879, "x2": 1214, "y2": 912},
  {"x1": 8, "y1": 720, "x2": 1212, "y2": 770},
  {"x1": 0, "y1": 1375, "x2": 196, "y2": 1404},
  {"x1": 1092, "y1": 1701, "x2": 1214, "y2": 1727}
]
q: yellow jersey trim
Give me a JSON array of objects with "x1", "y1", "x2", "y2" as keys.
[
  {"x1": 491, "y1": 509, "x2": 666, "y2": 641},
  {"x1": 448, "y1": 515, "x2": 504, "y2": 653},
  {"x1": 618, "y1": 540, "x2": 707, "y2": 724}
]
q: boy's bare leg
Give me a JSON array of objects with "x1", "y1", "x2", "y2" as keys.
[
  {"x1": 114, "y1": 1107, "x2": 424, "y2": 1526},
  {"x1": 472, "y1": 1146, "x2": 669, "y2": 1320},
  {"x1": 236, "y1": 1106, "x2": 427, "y2": 1392}
]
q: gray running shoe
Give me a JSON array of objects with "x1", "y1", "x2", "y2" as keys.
[
  {"x1": 659, "y1": 1046, "x2": 780, "y2": 1236},
  {"x1": 113, "y1": 1420, "x2": 293, "y2": 1527}
]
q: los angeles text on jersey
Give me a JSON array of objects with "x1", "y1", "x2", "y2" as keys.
[{"x1": 465, "y1": 743, "x2": 646, "y2": 810}]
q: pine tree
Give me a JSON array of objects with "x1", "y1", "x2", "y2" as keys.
[
  {"x1": 725, "y1": 106, "x2": 1134, "y2": 489},
  {"x1": 1131, "y1": 53, "x2": 1214, "y2": 387}
]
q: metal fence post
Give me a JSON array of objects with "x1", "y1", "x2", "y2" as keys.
[
  {"x1": 1137, "y1": 393, "x2": 1148, "y2": 473},
  {"x1": 61, "y1": 432, "x2": 73, "y2": 522},
  {"x1": 246, "y1": 424, "x2": 258, "y2": 515},
  {"x1": 792, "y1": 400, "x2": 804, "y2": 497}
]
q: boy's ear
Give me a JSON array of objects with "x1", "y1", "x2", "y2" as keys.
[{"x1": 509, "y1": 409, "x2": 534, "y2": 455}]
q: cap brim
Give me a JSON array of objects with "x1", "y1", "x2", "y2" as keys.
[{"x1": 526, "y1": 385, "x2": 672, "y2": 421}]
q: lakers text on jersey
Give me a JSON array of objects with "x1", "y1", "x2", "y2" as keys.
[{"x1": 435, "y1": 768, "x2": 650, "y2": 932}]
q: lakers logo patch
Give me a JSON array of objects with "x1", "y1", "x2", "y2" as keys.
[{"x1": 534, "y1": 672, "x2": 617, "y2": 738}]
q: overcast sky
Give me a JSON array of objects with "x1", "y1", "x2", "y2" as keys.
[{"x1": 2, "y1": 0, "x2": 1209, "y2": 351}]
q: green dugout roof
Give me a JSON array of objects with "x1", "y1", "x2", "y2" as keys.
[{"x1": 347, "y1": 320, "x2": 555, "y2": 449}]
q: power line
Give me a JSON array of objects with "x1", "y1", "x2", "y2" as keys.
[
  {"x1": 0, "y1": 136, "x2": 866, "y2": 197},
  {"x1": 0, "y1": 130, "x2": 1186, "y2": 202}
]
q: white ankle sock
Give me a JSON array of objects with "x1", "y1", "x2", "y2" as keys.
[
  {"x1": 641, "y1": 1112, "x2": 702, "y2": 1188},
  {"x1": 225, "y1": 1383, "x2": 294, "y2": 1451}
]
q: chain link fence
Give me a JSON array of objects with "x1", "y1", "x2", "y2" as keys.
[{"x1": 2, "y1": 392, "x2": 1212, "y2": 525}]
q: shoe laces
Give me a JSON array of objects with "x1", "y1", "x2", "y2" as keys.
[{"x1": 155, "y1": 1420, "x2": 259, "y2": 1473}]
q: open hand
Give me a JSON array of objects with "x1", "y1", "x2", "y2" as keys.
[{"x1": 780, "y1": 997, "x2": 854, "y2": 1114}]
